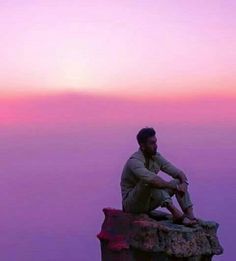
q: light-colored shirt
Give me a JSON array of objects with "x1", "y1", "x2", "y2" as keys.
[{"x1": 120, "y1": 147, "x2": 184, "y2": 202}]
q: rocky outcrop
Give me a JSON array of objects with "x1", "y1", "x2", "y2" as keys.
[{"x1": 97, "y1": 208, "x2": 223, "y2": 261}]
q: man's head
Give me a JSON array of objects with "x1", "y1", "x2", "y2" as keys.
[{"x1": 136, "y1": 127, "x2": 158, "y2": 156}]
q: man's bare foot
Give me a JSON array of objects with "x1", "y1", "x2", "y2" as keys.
[
  {"x1": 163, "y1": 202, "x2": 199, "y2": 226},
  {"x1": 173, "y1": 214, "x2": 198, "y2": 226},
  {"x1": 185, "y1": 215, "x2": 200, "y2": 224},
  {"x1": 184, "y1": 206, "x2": 200, "y2": 222},
  {"x1": 164, "y1": 202, "x2": 198, "y2": 226},
  {"x1": 182, "y1": 215, "x2": 198, "y2": 226}
]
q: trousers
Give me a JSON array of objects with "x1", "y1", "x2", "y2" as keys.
[{"x1": 122, "y1": 178, "x2": 193, "y2": 214}]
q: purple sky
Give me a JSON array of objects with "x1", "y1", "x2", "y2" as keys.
[
  {"x1": 0, "y1": 1, "x2": 235, "y2": 260},
  {"x1": 0, "y1": 93, "x2": 235, "y2": 260}
]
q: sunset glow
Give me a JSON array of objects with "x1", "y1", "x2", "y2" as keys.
[
  {"x1": 0, "y1": 1, "x2": 235, "y2": 260},
  {"x1": 0, "y1": 1, "x2": 235, "y2": 99}
]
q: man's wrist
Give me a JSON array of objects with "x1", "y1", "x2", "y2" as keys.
[
  {"x1": 168, "y1": 182, "x2": 178, "y2": 190},
  {"x1": 176, "y1": 173, "x2": 188, "y2": 184}
]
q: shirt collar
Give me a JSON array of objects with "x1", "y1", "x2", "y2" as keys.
[{"x1": 130, "y1": 147, "x2": 155, "y2": 162}]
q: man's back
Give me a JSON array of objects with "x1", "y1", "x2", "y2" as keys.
[{"x1": 120, "y1": 148, "x2": 160, "y2": 203}]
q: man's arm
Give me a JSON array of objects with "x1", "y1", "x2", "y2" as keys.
[
  {"x1": 156, "y1": 152, "x2": 188, "y2": 183},
  {"x1": 128, "y1": 158, "x2": 178, "y2": 190}
]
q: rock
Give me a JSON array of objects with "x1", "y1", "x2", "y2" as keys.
[{"x1": 97, "y1": 207, "x2": 224, "y2": 261}]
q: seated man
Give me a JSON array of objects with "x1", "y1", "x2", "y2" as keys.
[{"x1": 120, "y1": 127, "x2": 199, "y2": 226}]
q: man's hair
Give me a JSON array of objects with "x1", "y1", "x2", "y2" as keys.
[{"x1": 136, "y1": 127, "x2": 156, "y2": 145}]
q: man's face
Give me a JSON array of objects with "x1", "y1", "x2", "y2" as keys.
[{"x1": 141, "y1": 135, "x2": 158, "y2": 156}]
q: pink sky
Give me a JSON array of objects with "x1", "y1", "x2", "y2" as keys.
[
  {"x1": 0, "y1": 93, "x2": 235, "y2": 128},
  {"x1": 0, "y1": 1, "x2": 235, "y2": 260},
  {"x1": 0, "y1": 93, "x2": 235, "y2": 261},
  {"x1": 0, "y1": 1, "x2": 235, "y2": 99}
]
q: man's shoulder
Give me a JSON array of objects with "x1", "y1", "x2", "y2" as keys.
[
  {"x1": 127, "y1": 150, "x2": 145, "y2": 164},
  {"x1": 121, "y1": 151, "x2": 143, "y2": 176},
  {"x1": 121, "y1": 150, "x2": 143, "y2": 170}
]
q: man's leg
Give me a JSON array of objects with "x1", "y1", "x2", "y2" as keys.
[
  {"x1": 148, "y1": 187, "x2": 173, "y2": 210},
  {"x1": 165, "y1": 178, "x2": 197, "y2": 220},
  {"x1": 148, "y1": 178, "x2": 197, "y2": 220},
  {"x1": 123, "y1": 180, "x2": 152, "y2": 214},
  {"x1": 149, "y1": 179, "x2": 193, "y2": 213},
  {"x1": 148, "y1": 178, "x2": 193, "y2": 211},
  {"x1": 167, "y1": 179, "x2": 193, "y2": 211},
  {"x1": 123, "y1": 178, "x2": 197, "y2": 220}
]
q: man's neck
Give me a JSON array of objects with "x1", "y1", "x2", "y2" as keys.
[{"x1": 140, "y1": 148, "x2": 153, "y2": 160}]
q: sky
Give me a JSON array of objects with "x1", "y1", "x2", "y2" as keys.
[
  {"x1": 0, "y1": 0, "x2": 235, "y2": 99},
  {"x1": 0, "y1": 94, "x2": 235, "y2": 261},
  {"x1": 0, "y1": 1, "x2": 235, "y2": 261}
]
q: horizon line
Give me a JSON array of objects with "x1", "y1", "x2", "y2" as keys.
[{"x1": 0, "y1": 89, "x2": 236, "y2": 103}]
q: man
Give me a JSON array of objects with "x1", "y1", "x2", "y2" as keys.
[{"x1": 120, "y1": 127, "x2": 199, "y2": 226}]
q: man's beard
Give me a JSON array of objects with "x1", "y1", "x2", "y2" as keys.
[{"x1": 151, "y1": 149, "x2": 157, "y2": 156}]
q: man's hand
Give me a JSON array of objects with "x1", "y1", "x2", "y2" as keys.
[
  {"x1": 177, "y1": 182, "x2": 188, "y2": 192},
  {"x1": 177, "y1": 172, "x2": 188, "y2": 184},
  {"x1": 176, "y1": 182, "x2": 188, "y2": 197}
]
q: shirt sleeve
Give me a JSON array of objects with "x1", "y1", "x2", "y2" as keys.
[
  {"x1": 127, "y1": 158, "x2": 157, "y2": 182},
  {"x1": 156, "y1": 152, "x2": 183, "y2": 178}
]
